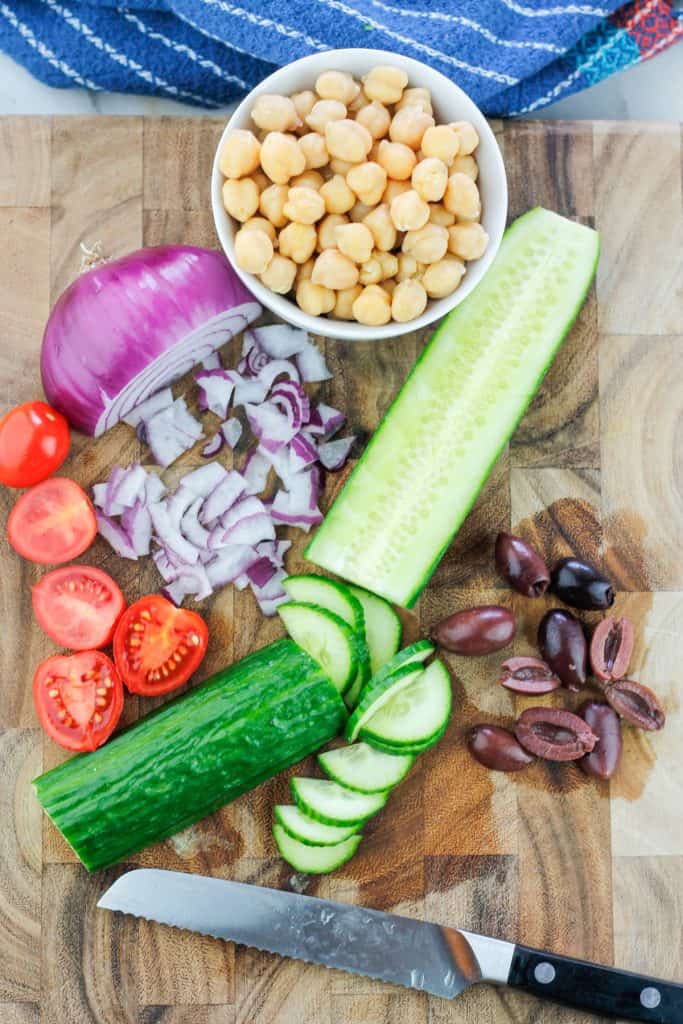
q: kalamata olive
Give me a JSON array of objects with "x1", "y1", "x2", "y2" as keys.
[
  {"x1": 538, "y1": 608, "x2": 588, "y2": 691},
  {"x1": 589, "y1": 616, "x2": 634, "y2": 682},
  {"x1": 468, "y1": 724, "x2": 534, "y2": 772},
  {"x1": 514, "y1": 707, "x2": 597, "y2": 761},
  {"x1": 431, "y1": 605, "x2": 516, "y2": 656},
  {"x1": 551, "y1": 557, "x2": 615, "y2": 611},
  {"x1": 604, "y1": 679, "x2": 666, "y2": 731},
  {"x1": 498, "y1": 656, "x2": 561, "y2": 695},
  {"x1": 578, "y1": 701, "x2": 622, "y2": 780},
  {"x1": 494, "y1": 532, "x2": 550, "y2": 598}
]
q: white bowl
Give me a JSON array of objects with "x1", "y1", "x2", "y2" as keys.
[{"x1": 211, "y1": 48, "x2": 507, "y2": 341}]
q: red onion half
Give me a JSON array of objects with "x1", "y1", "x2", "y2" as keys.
[{"x1": 41, "y1": 246, "x2": 260, "y2": 436}]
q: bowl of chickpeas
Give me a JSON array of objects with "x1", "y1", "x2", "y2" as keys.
[{"x1": 211, "y1": 48, "x2": 507, "y2": 340}]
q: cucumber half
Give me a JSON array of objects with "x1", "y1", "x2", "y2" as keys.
[
  {"x1": 273, "y1": 823, "x2": 361, "y2": 873},
  {"x1": 345, "y1": 663, "x2": 425, "y2": 743},
  {"x1": 291, "y1": 777, "x2": 388, "y2": 826},
  {"x1": 346, "y1": 585, "x2": 402, "y2": 676},
  {"x1": 360, "y1": 659, "x2": 452, "y2": 753},
  {"x1": 306, "y1": 208, "x2": 600, "y2": 607},
  {"x1": 274, "y1": 805, "x2": 359, "y2": 846},
  {"x1": 318, "y1": 742, "x2": 413, "y2": 793},
  {"x1": 278, "y1": 602, "x2": 357, "y2": 694}
]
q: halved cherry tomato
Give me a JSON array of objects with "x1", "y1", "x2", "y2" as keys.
[
  {"x1": 33, "y1": 650, "x2": 123, "y2": 752},
  {"x1": 113, "y1": 594, "x2": 208, "y2": 696},
  {"x1": 32, "y1": 566, "x2": 126, "y2": 650},
  {"x1": 8, "y1": 477, "x2": 96, "y2": 564},
  {"x1": 0, "y1": 401, "x2": 70, "y2": 488}
]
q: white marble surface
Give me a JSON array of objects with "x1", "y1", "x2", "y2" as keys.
[{"x1": 0, "y1": 41, "x2": 681, "y2": 119}]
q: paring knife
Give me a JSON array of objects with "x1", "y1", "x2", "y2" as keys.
[{"x1": 99, "y1": 869, "x2": 683, "y2": 1022}]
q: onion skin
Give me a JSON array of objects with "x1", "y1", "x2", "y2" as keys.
[{"x1": 41, "y1": 246, "x2": 259, "y2": 436}]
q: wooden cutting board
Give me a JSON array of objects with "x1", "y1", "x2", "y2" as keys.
[{"x1": 0, "y1": 116, "x2": 681, "y2": 1024}]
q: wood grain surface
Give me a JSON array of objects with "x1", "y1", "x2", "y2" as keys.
[{"x1": 0, "y1": 116, "x2": 681, "y2": 1024}]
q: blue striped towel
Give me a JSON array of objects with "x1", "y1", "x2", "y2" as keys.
[{"x1": 1, "y1": 0, "x2": 681, "y2": 116}]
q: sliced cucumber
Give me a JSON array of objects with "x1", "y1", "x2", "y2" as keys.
[
  {"x1": 306, "y1": 208, "x2": 600, "y2": 607},
  {"x1": 274, "y1": 805, "x2": 359, "y2": 846},
  {"x1": 278, "y1": 602, "x2": 357, "y2": 694},
  {"x1": 361, "y1": 659, "x2": 452, "y2": 752},
  {"x1": 273, "y1": 823, "x2": 361, "y2": 873},
  {"x1": 357, "y1": 729, "x2": 448, "y2": 757},
  {"x1": 291, "y1": 777, "x2": 388, "y2": 826},
  {"x1": 367, "y1": 639, "x2": 434, "y2": 686},
  {"x1": 346, "y1": 585, "x2": 402, "y2": 676},
  {"x1": 342, "y1": 673, "x2": 365, "y2": 711},
  {"x1": 345, "y1": 663, "x2": 425, "y2": 743},
  {"x1": 318, "y1": 742, "x2": 413, "y2": 793}
]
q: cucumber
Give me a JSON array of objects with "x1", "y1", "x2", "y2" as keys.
[
  {"x1": 278, "y1": 602, "x2": 358, "y2": 694},
  {"x1": 345, "y1": 663, "x2": 425, "y2": 743},
  {"x1": 364, "y1": 639, "x2": 434, "y2": 686},
  {"x1": 360, "y1": 659, "x2": 452, "y2": 753},
  {"x1": 341, "y1": 673, "x2": 365, "y2": 712},
  {"x1": 306, "y1": 208, "x2": 600, "y2": 607},
  {"x1": 274, "y1": 805, "x2": 359, "y2": 846},
  {"x1": 318, "y1": 742, "x2": 413, "y2": 793},
  {"x1": 291, "y1": 777, "x2": 388, "y2": 826},
  {"x1": 346, "y1": 585, "x2": 402, "y2": 676},
  {"x1": 33, "y1": 639, "x2": 347, "y2": 872},
  {"x1": 273, "y1": 823, "x2": 361, "y2": 873}
]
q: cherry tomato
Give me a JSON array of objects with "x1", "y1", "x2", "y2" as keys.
[
  {"x1": 32, "y1": 566, "x2": 126, "y2": 650},
  {"x1": 113, "y1": 594, "x2": 208, "y2": 696},
  {"x1": 8, "y1": 477, "x2": 96, "y2": 564},
  {"x1": 0, "y1": 401, "x2": 70, "y2": 488},
  {"x1": 33, "y1": 650, "x2": 123, "y2": 752}
]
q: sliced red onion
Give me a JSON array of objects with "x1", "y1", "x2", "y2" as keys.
[
  {"x1": 288, "y1": 431, "x2": 318, "y2": 473},
  {"x1": 199, "y1": 470, "x2": 247, "y2": 525},
  {"x1": 41, "y1": 245, "x2": 260, "y2": 436},
  {"x1": 182, "y1": 462, "x2": 227, "y2": 498},
  {"x1": 296, "y1": 342, "x2": 332, "y2": 383},
  {"x1": 221, "y1": 417, "x2": 242, "y2": 449},
  {"x1": 244, "y1": 401, "x2": 296, "y2": 453},
  {"x1": 166, "y1": 485, "x2": 197, "y2": 530},
  {"x1": 144, "y1": 398, "x2": 203, "y2": 468},
  {"x1": 201, "y1": 433, "x2": 224, "y2": 458},
  {"x1": 258, "y1": 358, "x2": 300, "y2": 390},
  {"x1": 270, "y1": 380, "x2": 310, "y2": 431},
  {"x1": 317, "y1": 435, "x2": 355, "y2": 471},
  {"x1": 149, "y1": 502, "x2": 200, "y2": 565},
  {"x1": 144, "y1": 472, "x2": 167, "y2": 503},
  {"x1": 205, "y1": 545, "x2": 259, "y2": 588},
  {"x1": 195, "y1": 368, "x2": 235, "y2": 419},
  {"x1": 245, "y1": 556, "x2": 277, "y2": 588},
  {"x1": 161, "y1": 565, "x2": 213, "y2": 604},
  {"x1": 306, "y1": 402, "x2": 345, "y2": 439},
  {"x1": 181, "y1": 497, "x2": 211, "y2": 550},
  {"x1": 121, "y1": 501, "x2": 153, "y2": 556},
  {"x1": 222, "y1": 513, "x2": 276, "y2": 547},
  {"x1": 112, "y1": 463, "x2": 148, "y2": 508},
  {"x1": 122, "y1": 388, "x2": 173, "y2": 429},
  {"x1": 95, "y1": 512, "x2": 139, "y2": 560},
  {"x1": 249, "y1": 324, "x2": 309, "y2": 359},
  {"x1": 242, "y1": 447, "x2": 271, "y2": 495},
  {"x1": 201, "y1": 351, "x2": 223, "y2": 370}
]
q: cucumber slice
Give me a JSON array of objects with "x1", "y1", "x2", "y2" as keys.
[
  {"x1": 291, "y1": 777, "x2": 388, "y2": 826},
  {"x1": 367, "y1": 639, "x2": 434, "y2": 686},
  {"x1": 345, "y1": 663, "x2": 425, "y2": 743},
  {"x1": 273, "y1": 823, "x2": 361, "y2": 874},
  {"x1": 318, "y1": 742, "x2": 413, "y2": 793},
  {"x1": 274, "y1": 805, "x2": 359, "y2": 846},
  {"x1": 356, "y1": 729, "x2": 448, "y2": 757},
  {"x1": 306, "y1": 208, "x2": 600, "y2": 607},
  {"x1": 361, "y1": 659, "x2": 452, "y2": 751},
  {"x1": 342, "y1": 673, "x2": 365, "y2": 711},
  {"x1": 346, "y1": 585, "x2": 402, "y2": 676},
  {"x1": 278, "y1": 602, "x2": 357, "y2": 694}
]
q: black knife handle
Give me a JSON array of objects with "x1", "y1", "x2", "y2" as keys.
[{"x1": 508, "y1": 945, "x2": 683, "y2": 1023}]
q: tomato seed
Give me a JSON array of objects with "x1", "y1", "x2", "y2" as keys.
[
  {"x1": 93, "y1": 713, "x2": 103, "y2": 723},
  {"x1": 58, "y1": 709, "x2": 66, "y2": 720},
  {"x1": 132, "y1": 623, "x2": 145, "y2": 632},
  {"x1": 140, "y1": 609, "x2": 152, "y2": 621},
  {"x1": 48, "y1": 688, "x2": 59, "y2": 698},
  {"x1": 178, "y1": 645, "x2": 188, "y2": 655},
  {"x1": 96, "y1": 687, "x2": 107, "y2": 696},
  {"x1": 95, "y1": 697, "x2": 107, "y2": 708}
]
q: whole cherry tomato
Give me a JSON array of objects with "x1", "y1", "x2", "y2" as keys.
[{"x1": 0, "y1": 401, "x2": 70, "y2": 488}]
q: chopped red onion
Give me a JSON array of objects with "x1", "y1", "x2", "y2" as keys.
[
  {"x1": 181, "y1": 498, "x2": 211, "y2": 550},
  {"x1": 121, "y1": 501, "x2": 153, "y2": 556},
  {"x1": 201, "y1": 351, "x2": 223, "y2": 370},
  {"x1": 270, "y1": 487, "x2": 323, "y2": 532},
  {"x1": 256, "y1": 538, "x2": 292, "y2": 566},
  {"x1": 149, "y1": 502, "x2": 200, "y2": 565},
  {"x1": 201, "y1": 433, "x2": 224, "y2": 458},
  {"x1": 222, "y1": 513, "x2": 276, "y2": 546},
  {"x1": 240, "y1": 338, "x2": 270, "y2": 376},
  {"x1": 317, "y1": 435, "x2": 355, "y2": 471},
  {"x1": 162, "y1": 565, "x2": 213, "y2": 604},
  {"x1": 182, "y1": 462, "x2": 227, "y2": 498},
  {"x1": 205, "y1": 545, "x2": 259, "y2": 588},
  {"x1": 166, "y1": 485, "x2": 196, "y2": 530},
  {"x1": 250, "y1": 567, "x2": 288, "y2": 615},
  {"x1": 249, "y1": 324, "x2": 309, "y2": 359},
  {"x1": 245, "y1": 556, "x2": 277, "y2": 588},
  {"x1": 95, "y1": 512, "x2": 139, "y2": 560},
  {"x1": 270, "y1": 380, "x2": 310, "y2": 431},
  {"x1": 258, "y1": 358, "x2": 300, "y2": 390},
  {"x1": 220, "y1": 495, "x2": 267, "y2": 531},
  {"x1": 288, "y1": 432, "x2": 318, "y2": 473},
  {"x1": 199, "y1": 470, "x2": 246, "y2": 525},
  {"x1": 232, "y1": 374, "x2": 268, "y2": 407},
  {"x1": 153, "y1": 547, "x2": 180, "y2": 582},
  {"x1": 195, "y1": 368, "x2": 235, "y2": 419},
  {"x1": 145, "y1": 398, "x2": 203, "y2": 468},
  {"x1": 221, "y1": 418, "x2": 242, "y2": 449},
  {"x1": 144, "y1": 472, "x2": 167, "y2": 503},
  {"x1": 122, "y1": 388, "x2": 173, "y2": 428},
  {"x1": 306, "y1": 402, "x2": 345, "y2": 439},
  {"x1": 112, "y1": 464, "x2": 148, "y2": 508},
  {"x1": 245, "y1": 402, "x2": 296, "y2": 453},
  {"x1": 234, "y1": 573, "x2": 250, "y2": 591},
  {"x1": 103, "y1": 466, "x2": 128, "y2": 515},
  {"x1": 296, "y1": 343, "x2": 332, "y2": 383},
  {"x1": 242, "y1": 447, "x2": 271, "y2": 495}
]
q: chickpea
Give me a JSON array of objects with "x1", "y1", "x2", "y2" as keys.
[
  {"x1": 391, "y1": 278, "x2": 428, "y2": 322},
  {"x1": 382, "y1": 178, "x2": 411, "y2": 204},
  {"x1": 403, "y1": 223, "x2": 449, "y2": 263},
  {"x1": 449, "y1": 120, "x2": 479, "y2": 155},
  {"x1": 411, "y1": 157, "x2": 448, "y2": 202},
  {"x1": 422, "y1": 256, "x2": 466, "y2": 298},
  {"x1": 352, "y1": 284, "x2": 392, "y2": 325},
  {"x1": 219, "y1": 129, "x2": 261, "y2": 179},
  {"x1": 335, "y1": 222, "x2": 374, "y2": 264},
  {"x1": 332, "y1": 284, "x2": 363, "y2": 320},
  {"x1": 252, "y1": 169, "x2": 270, "y2": 192},
  {"x1": 298, "y1": 132, "x2": 328, "y2": 170},
  {"x1": 383, "y1": 277, "x2": 397, "y2": 298},
  {"x1": 376, "y1": 140, "x2": 416, "y2": 181},
  {"x1": 355, "y1": 101, "x2": 391, "y2": 140},
  {"x1": 306, "y1": 99, "x2": 346, "y2": 133},
  {"x1": 318, "y1": 213, "x2": 348, "y2": 251},
  {"x1": 241, "y1": 216, "x2": 277, "y2": 244},
  {"x1": 259, "y1": 183, "x2": 289, "y2": 228},
  {"x1": 222, "y1": 178, "x2": 260, "y2": 222},
  {"x1": 363, "y1": 203, "x2": 396, "y2": 251},
  {"x1": 346, "y1": 161, "x2": 387, "y2": 206},
  {"x1": 278, "y1": 222, "x2": 317, "y2": 264},
  {"x1": 325, "y1": 119, "x2": 372, "y2": 163},
  {"x1": 290, "y1": 169, "x2": 325, "y2": 190},
  {"x1": 443, "y1": 172, "x2": 481, "y2": 221},
  {"x1": 429, "y1": 203, "x2": 455, "y2": 228},
  {"x1": 260, "y1": 132, "x2": 305, "y2": 184},
  {"x1": 448, "y1": 222, "x2": 489, "y2": 261},
  {"x1": 359, "y1": 257, "x2": 382, "y2": 286},
  {"x1": 349, "y1": 200, "x2": 374, "y2": 223},
  {"x1": 362, "y1": 65, "x2": 408, "y2": 105},
  {"x1": 396, "y1": 252, "x2": 420, "y2": 281},
  {"x1": 297, "y1": 258, "x2": 315, "y2": 282},
  {"x1": 296, "y1": 279, "x2": 335, "y2": 316},
  {"x1": 315, "y1": 70, "x2": 360, "y2": 106},
  {"x1": 347, "y1": 87, "x2": 370, "y2": 114},
  {"x1": 283, "y1": 187, "x2": 325, "y2": 225},
  {"x1": 396, "y1": 87, "x2": 433, "y2": 115},
  {"x1": 320, "y1": 174, "x2": 355, "y2": 215},
  {"x1": 291, "y1": 90, "x2": 316, "y2": 129},
  {"x1": 260, "y1": 253, "x2": 297, "y2": 294},
  {"x1": 451, "y1": 154, "x2": 479, "y2": 181},
  {"x1": 389, "y1": 106, "x2": 434, "y2": 150},
  {"x1": 376, "y1": 250, "x2": 398, "y2": 280},
  {"x1": 234, "y1": 226, "x2": 273, "y2": 274},
  {"x1": 252, "y1": 94, "x2": 300, "y2": 133},
  {"x1": 390, "y1": 189, "x2": 430, "y2": 232},
  {"x1": 368, "y1": 140, "x2": 382, "y2": 164},
  {"x1": 312, "y1": 249, "x2": 359, "y2": 290},
  {"x1": 421, "y1": 125, "x2": 460, "y2": 166}
]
